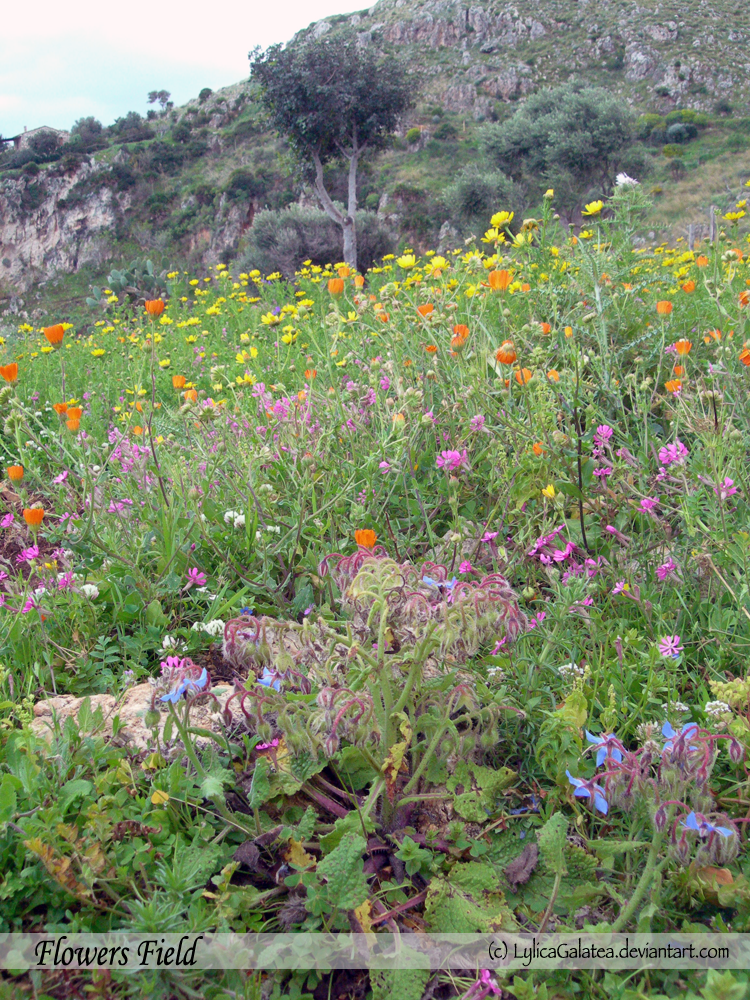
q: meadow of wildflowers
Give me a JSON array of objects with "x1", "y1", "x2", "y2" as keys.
[{"x1": 1, "y1": 184, "x2": 750, "y2": 998}]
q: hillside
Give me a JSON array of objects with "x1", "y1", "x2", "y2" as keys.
[{"x1": 1, "y1": 0, "x2": 750, "y2": 331}]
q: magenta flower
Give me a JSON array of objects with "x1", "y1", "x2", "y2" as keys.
[
  {"x1": 1, "y1": 513, "x2": 14, "y2": 528},
  {"x1": 612, "y1": 580, "x2": 628, "y2": 595},
  {"x1": 715, "y1": 478, "x2": 738, "y2": 501},
  {"x1": 186, "y1": 567, "x2": 207, "y2": 588},
  {"x1": 16, "y1": 545, "x2": 39, "y2": 564},
  {"x1": 21, "y1": 597, "x2": 37, "y2": 614},
  {"x1": 378, "y1": 461, "x2": 391, "y2": 474},
  {"x1": 57, "y1": 572, "x2": 75, "y2": 591},
  {"x1": 593, "y1": 466, "x2": 613, "y2": 479},
  {"x1": 459, "y1": 560, "x2": 473, "y2": 573},
  {"x1": 594, "y1": 424, "x2": 614, "y2": 444},
  {"x1": 379, "y1": 376, "x2": 390, "y2": 392},
  {"x1": 436, "y1": 449, "x2": 470, "y2": 472},
  {"x1": 658, "y1": 634, "x2": 684, "y2": 658},
  {"x1": 658, "y1": 440, "x2": 689, "y2": 467},
  {"x1": 656, "y1": 558, "x2": 677, "y2": 582},
  {"x1": 469, "y1": 414, "x2": 486, "y2": 432},
  {"x1": 640, "y1": 497, "x2": 659, "y2": 511},
  {"x1": 482, "y1": 530, "x2": 499, "y2": 542},
  {"x1": 53, "y1": 471, "x2": 69, "y2": 484}
]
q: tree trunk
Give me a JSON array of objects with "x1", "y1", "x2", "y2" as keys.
[{"x1": 345, "y1": 144, "x2": 359, "y2": 271}]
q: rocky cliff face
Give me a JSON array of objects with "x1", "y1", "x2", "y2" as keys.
[
  {"x1": 0, "y1": 162, "x2": 130, "y2": 293},
  {"x1": 303, "y1": 0, "x2": 750, "y2": 118}
]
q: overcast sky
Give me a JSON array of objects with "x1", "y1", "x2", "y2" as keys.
[{"x1": 1, "y1": 0, "x2": 364, "y2": 137}]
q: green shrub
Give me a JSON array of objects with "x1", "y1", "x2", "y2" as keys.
[
  {"x1": 405, "y1": 127, "x2": 422, "y2": 144},
  {"x1": 635, "y1": 114, "x2": 665, "y2": 140},
  {"x1": 198, "y1": 87, "x2": 213, "y2": 103},
  {"x1": 224, "y1": 168, "x2": 267, "y2": 201},
  {"x1": 661, "y1": 144, "x2": 684, "y2": 158},
  {"x1": 433, "y1": 121, "x2": 458, "y2": 141},
  {"x1": 441, "y1": 164, "x2": 520, "y2": 233},
  {"x1": 242, "y1": 205, "x2": 393, "y2": 277}
]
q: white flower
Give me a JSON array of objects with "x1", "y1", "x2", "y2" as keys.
[
  {"x1": 265, "y1": 525, "x2": 281, "y2": 534},
  {"x1": 705, "y1": 700, "x2": 731, "y2": 717},
  {"x1": 191, "y1": 619, "x2": 225, "y2": 636},
  {"x1": 662, "y1": 701, "x2": 690, "y2": 714},
  {"x1": 162, "y1": 635, "x2": 181, "y2": 649},
  {"x1": 616, "y1": 172, "x2": 639, "y2": 187},
  {"x1": 195, "y1": 587, "x2": 217, "y2": 599},
  {"x1": 558, "y1": 662, "x2": 584, "y2": 678},
  {"x1": 487, "y1": 666, "x2": 505, "y2": 680},
  {"x1": 224, "y1": 509, "x2": 245, "y2": 529},
  {"x1": 80, "y1": 583, "x2": 100, "y2": 600}
]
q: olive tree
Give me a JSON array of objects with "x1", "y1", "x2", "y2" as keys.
[
  {"x1": 250, "y1": 34, "x2": 413, "y2": 269},
  {"x1": 482, "y1": 82, "x2": 634, "y2": 215}
]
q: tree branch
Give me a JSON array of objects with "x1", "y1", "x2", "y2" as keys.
[{"x1": 311, "y1": 150, "x2": 344, "y2": 226}]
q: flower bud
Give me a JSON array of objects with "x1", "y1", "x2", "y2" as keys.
[
  {"x1": 653, "y1": 804, "x2": 668, "y2": 832},
  {"x1": 729, "y1": 739, "x2": 745, "y2": 763}
]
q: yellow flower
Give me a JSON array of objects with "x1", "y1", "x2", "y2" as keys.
[
  {"x1": 396, "y1": 254, "x2": 417, "y2": 269},
  {"x1": 91, "y1": 349, "x2": 106, "y2": 357},
  {"x1": 541, "y1": 484, "x2": 556, "y2": 499},
  {"x1": 261, "y1": 312, "x2": 281, "y2": 326},
  {"x1": 490, "y1": 210, "x2": 514, "y2": 228},
  {"x1": 723, "y1": 210, "x2": 746, "y2": 222},
  {"x1": 544, "y1": 188, "x2": 554, "y2": 199},
  {"x1": 582, "y1": 200, "x2": 604, "y2": 216},
  {"x1": 158, "y1": 358, "x2": 170, "y2": 368}
]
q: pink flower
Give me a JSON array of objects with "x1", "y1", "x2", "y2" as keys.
[
  {"x1": 459, "y1": 560, "x2": 473, "y2": 573},
  {"x1": 378, "y1": 461, "x2": 391, "y2": 474},
  {"x1": 491, "y1": 637, "x2": 508, "y2": 654},
  {"x1": 53, "y1": 471, "x2": 69, "y2": 484},
  {"x1": 604, "y1": 525, "x2": 630, "y2": 545},
  {"x1": 186, "y1": 567, "x2": 207, "y2": 588},
  {"x1": 469, "y1": 414, "x2": 486, "y2": 432},
  {"x1": 21, "y1": 597, "x2": 37, "y2": 614},
  {"x1": 16, "y1": 545, "x2": 39, "y2": 564},
  {"x1": 379, "y1": 376, "x2": 390, "y2": 392},
  {"x1": 658, "y1": 439, "x2": 689, "y2": 467},
  {"x1": 482, "y1": 530, "x2": 499, "y2": 542},
  {"x1": 715, "y1": 477, "x2": 738, "y2": 501},
  {"x1": 436, "y1": 449, "x2": 470, "y2": 472},
  {"x1": 57, "y1": 572, "x2": 75, "y2": 591},
  {"x1": 656, "y1": 558, "x2": 677, "y2": 582},
  {"x1": 612, "y1": 580, "x2": 628, "y2": 595},
  {"x1": 1, "y1": 513, "x2": 14, "y2": 528},
  {"x1": 658, "y1": 634, "x2": 684, "y2": 658},
  {"x1": 527, "y1": 611, "x2": 546, "y2": 630},
  {"x1": 640, "y1": 497, "x2": 659, "y2": 511},
  {"x1": 593, "y1": 466, "x2": 613, "y2": 479},
  {"x1": 594, "y1": 424, "x2": 614, "y2": 443}
]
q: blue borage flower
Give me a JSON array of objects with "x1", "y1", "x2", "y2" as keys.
[
  {"x1": 585, "y1": 730, "x2": 624, "y2": 767},
  {"x1": 681, "y1": 811, "x2": 734, "y2": 839},
  {"x1": 161, "y1": 666, "x2": 209, "y2": 703},
  {"x1": 566, "y1": 770, "x2": 608, "y2": 815},
  {"x1": 662, "y1": 720, "x2": 701, "y2": 754}
]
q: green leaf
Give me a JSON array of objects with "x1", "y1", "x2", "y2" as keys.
[
  {"x1": 316, "y1": 833, "x2": 369, "y2": 910},
  {"x1": 247, "y1": 757, "x2": 271, "y2": 809},
  {"x1": 145, "y1": 599, "x2": 169, "y2": 628},
  {"x1": 701, "y1": 971, "x2": 748, "y2": 1000},
  {"x1": 370, "y1": 970, "x2": 431, "y2": 1000},
  {"x1": 59, "y1": 779, "x2": 94, "y2": 813},
  {"x1": 319, "y1": 811, "x2": 376, "y2": 853},
  {"x1": 0, "y1": 776, "x2": 17, "y2": 824},
  {"x1": 538, "y1": 812, "x2": 568, "y2": 877}
]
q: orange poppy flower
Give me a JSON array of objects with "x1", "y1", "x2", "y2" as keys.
[
  {"x1": 540, "y1": 322, "x2": 552, "y2": 334},
  {"x1": 305, "y1": 368, "x2": 317, "y2": 379},
  {"x1": 425, "y1": 344, "x2": 438, "y2": 354},
  {"x1": 66, "y1": 418, "x2": 80, "y2": 431},
  {"x1": 521, "y1": 283, "x2": 531, "y2": 292},
  {"x1": 66, "y1": 407, "x2": 83, "y2": 420},
  {"x1": 488, "y1": 269, "x2": 511, "y2": 292},
  {"x1": 532, "y1": 442, "x2": 545, "y2": 456},
  {"x1": 6, "y1": 465, "x2": 23, "y2": 483},
  {"x1": 377, "y1": 312, "x2": 389, "y2": 323},
  {"x1": 674, "y1": 340, "x2": 692, "y2": 355},
  {"x1": 730, "y1": 248, "x2": 744, "y2": 261},
  {"x1": 547, "y1": 369, "x2": 560, "y2": 382},
  {"x1": 682, "y1": 280, "x2": 695, "y2": 293},
  {"x1": 183, "y1": 389, "x2": 198, "y2": 403},
  {"x1": 739, "y1": 348, "x2": 750, "y2": 366},
  {"x1": 656, "y1": 301, "x2": 673, "y2": 315},
  {"x1": 739, "y1": 291, "x2": 750, "y2": 307},
  {"x1": 451, "y1": 324, "x2": 469, "y2": 350},
  {"x1": 664, "y1": 379, "x2": 682, "y2": 394},
  {"x1": 52, "y1": 402, "x2": 68, "y2": 415},
  {"x1": 337, "y1": 265, "x2": 350, "y2": 278},
  {"x1": 355, "y1": 529, "x2": 377, "y2": 549},
  {"x1": 43, "y1": 324, "x2": 65, "y2": 346},
  {"x1": 132, "y1": 425, "x2": 144, "y2": 436},
  {"x1": 145, "y1": 299, "x2": 165, "y2": 317},
  {"x1": 623, "y1": 283, "x2": 633, "y2": 291},
  {"x1": 696, "y1": 255, "x2": 709, "y2": 267},
  {"x1": 417, "y1": 303, "x2": 434, "y2": 318},
  {"x1": 328, "y1": 278, "x2": 345, "y2": 297},
  {"x1": 23, "y1": 508, "x2": 44, "y2": 527},
  {"x1": 515, "y1": 368, "x2": 533, "y2": 385},
  {"x1": 673, "y1": 364, "x2": 685, "y2": 376},
  {"x1": 495, "y1": 341, "x2": 516, "y2": 365},
  {"x1": 0, "y1": 363, "x2": 18, "y2": 383},
  {"x1": 172, "y1": 375, "x2": 186, "y2": 389}
]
